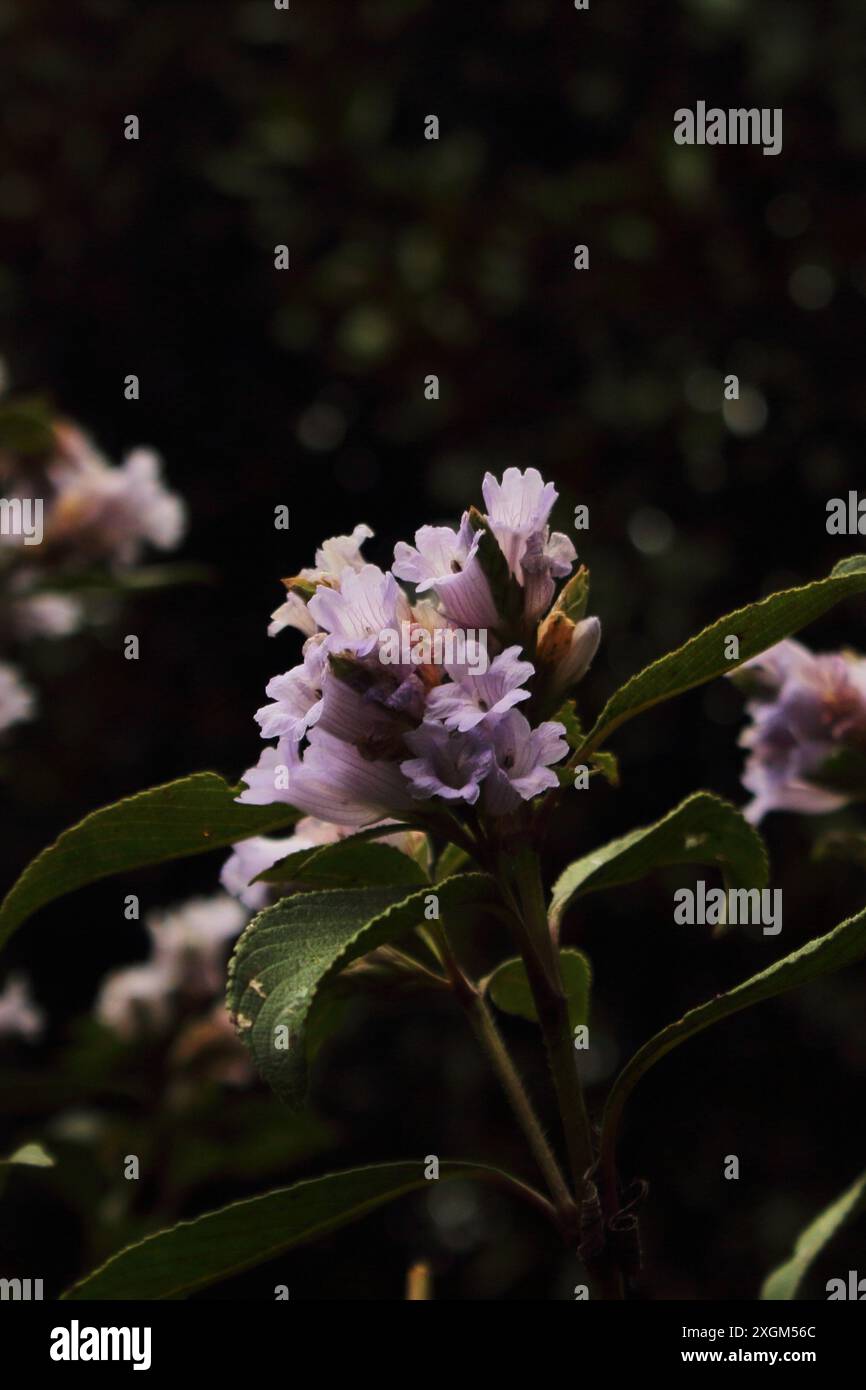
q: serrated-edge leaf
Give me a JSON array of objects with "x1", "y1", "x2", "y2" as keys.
[
  {"x1": 551, "y1": 792, "x2": 767, "y2": 927},
  {"x1": 581, "y1": 555, "x2": 866, "y2": 756},
  {"x1": 602, "y1": 900, "x2": 866, "y2": 1165},
  {"x1": 0, "y1": 773, "x2": 300, "y2": 952},
  {"x1": 61, "y1": 1159, "x2": 541, "y2": 1300},
  {"x1": 227, "y1": 873, "x2": 491, "y2": 1105},
  {"x1": 254, "y1": 831, "x2": 426, "y2": 888},
  {"x1": 761, "y1": 1169, "x2": 866, "y2": 1300}
]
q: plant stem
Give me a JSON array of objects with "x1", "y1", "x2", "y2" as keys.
[
  {"x1": 506, "y1": 846, "x2": 629, "y2": 1300},
  {"x1": 470, "y1": 990, "x2": 578, "y2": 1236},
  {"x1": 506, "y1": 846, "x2": 595, "y2": 1206},
  {"x1": 433, "y1": 924, "x2": 577, "y2": 1237}
]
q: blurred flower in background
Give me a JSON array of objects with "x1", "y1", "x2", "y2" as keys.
[
  {"x1": 0, "y1": 971, "x2": 43, "y2": 1040},
  {"x1": 732, "y1": 639, "x2": 866, "y2": 822},
  {"x1": 0, "y1": 369, "x2": 186, "y2": 744}
]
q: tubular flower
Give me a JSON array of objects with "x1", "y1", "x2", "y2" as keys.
[
  {"x1": 732, "y1": 639, "x2": 866, "y2": 822},
  {"x1": 238, "y1": 470, "x2": 601, "y2": 836}
]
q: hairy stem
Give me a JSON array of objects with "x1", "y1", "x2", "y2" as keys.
[
  {"x1": 434, "y1": 924, "x2": 577, "y2": 1237},
  {"x1": 506, "y1": 846, "x2": 595, "y2": 1205},
  {"x1": 507, "y1": 845, "x2": 629, "y2": 1299}
]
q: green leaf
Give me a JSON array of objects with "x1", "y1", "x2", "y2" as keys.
[
  {"x1": 434, "y1": 841, "x2": 471, "y2": 881},
  {"x1": 486, "y1": 948, "x2": 592, "y2": 1031},
  {"x1": 62, "y1": 1160, "x2": 544, "y2": 1300},
  {"x1": 581, "y1": 555, "x2": 866, "y2": 756},
  {"x1": 0, "y1": 773, "x2": 300, "y2": 952},
  {"x1": 762, "y1": 1169, "x2": 866, "y2": 1300},
  {"x1": 589, "y1": 750, "x2": 620, "y2": 787},
  {"x1": 553, "y1": 565, "x2": 590, "y2": 623},
  {"x1": 550, "y1": 792, "x2": 767, "y2": 929},
  {"x1": 227, "y1": 873, "x2": 491, "y2": 1105},
  {"x1": 255, "y1": 833, "x2": 427, "y2": 889},
  {"x1": 601, "y1": 900, "x2": 866, "y2": 1168},
  {"x1": 0, "y1": 1141, "x2": 55, "y2": 1168},
  {"x1": 554, "y1": 699, "x2": 585, "y2": 750}
]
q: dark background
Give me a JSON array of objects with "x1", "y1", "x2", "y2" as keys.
[{"x1": 1, "y1": 0, "x2": 866, "y2": 1298}]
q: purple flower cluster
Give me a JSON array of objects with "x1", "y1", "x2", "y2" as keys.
[
  {"x1": 237, "y1": 468, "x2": 600, "y2": 834},
  {"x1": 734, "y1": 639, "x2": 866, "y2": 822}
]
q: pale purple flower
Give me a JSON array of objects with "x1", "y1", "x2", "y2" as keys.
[
  {"x1": 308, "y1": 564, "x2": 411, "y2": 657},
  {"x1": 288, "y1": 730, "x2": 414, "y2": 826},
  {"x1": 393, "y1": 515, "x2": 499, "y2": 628},
  {"x1": 95, "y1": 958, "x2": 176, "y2": 1039},
  {"x1": 0, "y1": 662, "x2": 35, "y2": 733},
  {"x1": 240, "y1": 728, "x2": 412, "y2": 827},
  {"x1": 315, "y1": 661, "x2": 425, "y2": 747},
  {"x1": 268, "y1": 525, "x2": 373, "y2": 638},
  {"x1": 309, "y1": 524, "x2": 374, "y2": 581},
  {"x1": 49, "y1": 440, "x2": 186, "y2": 566},
  {"x1": 402, "y1": 721, "x2": 493, "y2": 804},
  {"x1": 427, "y1": 645, "x2": 534, "y2": 732},
  {"x1": 255, "y1": 641, "x2": 328, "y2": 741},
  {"x1": 522, "y1": 528, "x2": 577, "y2": 622},
  {"x1": 147, "y1": 894, "x2": 248, "y2": 997},
  {"x1": 96, "y1": 894, "x2": 247, "y2": 1040},
  {"x1": 735, "y1": 640, "x2": 866, "y2": 823},
  {"x1": 268, "y1": 590, "x2": 319, "y2": 639},
  {"x1": 236, "y1": 740, "x2": 300, "y2": 806},
  {"x1": 733, "y1": 638, "x2": 813, "y2": 696},
  {"x1": 220, "y1": 830, "x2": 316, "y2": 911},
  {"x1": 481, "y1": 467, "x2": 558, "y2": 580},
  {"x1": 482, "y1": 711, "x2": 568, "y2": 815},
  {"x1": 241, "y1": 469, "x2": 597, "y2": 834},
  {"x1": 740, "y1": 760, "x2": 847, "y2": 824},
  {"x1": 0, "y1": 973, "x2": 44, "y2": 1041},
  {"x1": 11, "y1": 591, "x2": 84, "y2": 640}
]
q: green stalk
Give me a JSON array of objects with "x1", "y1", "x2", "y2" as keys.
[
  {"x1": 506, "y1": 845, "x2": 595, "y2": 1206},
  {"x1": 433, "y1": 924, "x2": 577, "y2": 1237},
  {"x1": 507, "y1": 845, "x2": 628, "y2": 1298}
]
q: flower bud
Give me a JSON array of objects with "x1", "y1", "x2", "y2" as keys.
[{"x1": 536, "y1": 612, "x2": 601, "y2": 698}]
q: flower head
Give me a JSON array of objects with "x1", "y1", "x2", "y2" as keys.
[
  {"x1": 733, "y1": 640, "x2": 866, "y2": 822},
  {"x1": 48, "y1": 433, "x2": 186, "y2": 566},
  {"x1": 239, "y1": 468, "x2": 594, "y2": 834}
]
